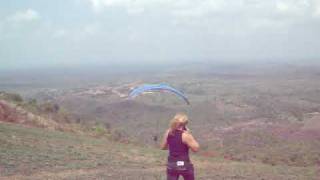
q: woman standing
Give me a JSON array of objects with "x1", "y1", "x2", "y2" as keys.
[{"x1": 161, "y1": 113, "x2": 200, "y2": 180}]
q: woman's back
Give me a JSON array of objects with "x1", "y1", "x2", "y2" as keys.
[{"x1": 167, "y1": 130, "x2": 189, "y2": 162}]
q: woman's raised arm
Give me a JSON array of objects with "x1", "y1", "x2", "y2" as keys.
[{"x1": 182, "y1": 131, "x2": 200, "y2": 152}]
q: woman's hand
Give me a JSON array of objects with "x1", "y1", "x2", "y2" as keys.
[{"x1": 184, "y1": 127, "x2": 191, "y2": 133}]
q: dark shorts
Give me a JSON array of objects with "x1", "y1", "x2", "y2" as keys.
[{"x1": 166, "y1": 161, "x2": 194, "y2": 180}]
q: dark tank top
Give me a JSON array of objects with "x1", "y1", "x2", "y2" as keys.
[{"x1": 167, "y1": 130, "x2": 190, "y2": 162}]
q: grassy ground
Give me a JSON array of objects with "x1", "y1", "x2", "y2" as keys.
[{"x1": 0, "y1": 122, "x2": 318, "y2": 180}]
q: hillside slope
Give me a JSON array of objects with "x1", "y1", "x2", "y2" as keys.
[
  {"x1": 0, "y1": 122, "x2": 317, "y2": 180},
  {"x1": 0, "y1": 99, "x2": 62, "y2": 129},
  {"x1": 0, "y1": 92, "x2": 318, "y2": 179}
]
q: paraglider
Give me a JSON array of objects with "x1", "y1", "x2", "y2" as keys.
[
  {"x1": 128, "y1": 83, "x2": 190, "y2": 144},
  {"x1": 128, "y1": 83, "x2": 190, "y2": 105}
]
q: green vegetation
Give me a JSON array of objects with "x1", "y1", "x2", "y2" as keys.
[{"x1": 0, "y1": 92, "x2": 23, "y2": 103}]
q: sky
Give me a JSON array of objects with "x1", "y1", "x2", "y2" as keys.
[{"x1": 0, "y1": 0, "x2": 320, "y2": 70}]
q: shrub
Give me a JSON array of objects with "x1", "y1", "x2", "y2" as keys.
[
  {"x1": 0, "y1": 92, "x2": 23, "y2": 103},
  {"x1": 92, "y1": 123, "x2": 108, "y2": 137}
]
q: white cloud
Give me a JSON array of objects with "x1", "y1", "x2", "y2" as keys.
[
  {"x1": 312, "y1": 0, "x2": 320, "y2": 17},
  {"x1": 90, "y1": 0, "x2": 103, "y2": 12},
  {"x1": 87, "y1": 0, "x2": 317, "y2": 19},
  {"x1": 86, "y1": 0, "x2": 319, "y2": 33},
  {"x1": 83, "y1": 23, "x2": 100, "y2": 35},
  {"x1": 88, "y1": 0, "x2": 248, "y2": 18},
  {"x1": 275, "y1": 0, "x2": 310, "y2": 16},
  {"x1": 7, "y1": 9, "x2": 40, "y2": 23},
  {"x1": 171, "y1": 0, "x2": 225, "y2": 18},
  {"x1": 89, "y1": 0, "x2": 149, "y2": 13},
  {"x1": 276, "y1": 1, "x2": 291, "y2": 12},
  {"x1": 53, "y1": 29, "x2": 67, "y2": 38}
]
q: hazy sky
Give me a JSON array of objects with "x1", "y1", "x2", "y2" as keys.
[{"x1": 0, "y1": 0, "x2": 320, "y2": 70}]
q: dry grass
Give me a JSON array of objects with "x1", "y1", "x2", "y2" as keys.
[{"x1": 0, "y1": 122, "x2": 317, "y2": 180}]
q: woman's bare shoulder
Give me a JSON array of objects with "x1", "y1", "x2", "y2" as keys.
[{"x1": 182, "y1": 130, "x2": 192, "y2": 140}]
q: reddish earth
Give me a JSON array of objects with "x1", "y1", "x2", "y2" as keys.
[
  {"x1": 0, "y1": 100, "x2": 64, "y2": 131},
  {"x1": 0, "y1": 100, "x2": 25, "y2": 123},
  {"x1": 213, "y1": 117, "x2": 320, "y2": 141},
  {"x1": 200, "y1": 151, "x2": 216, "y2": 158}
]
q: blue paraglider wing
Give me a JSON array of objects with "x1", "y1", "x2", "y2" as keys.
[{"x1": 128, "y1": 84, "x2": 190, "y2": 105}]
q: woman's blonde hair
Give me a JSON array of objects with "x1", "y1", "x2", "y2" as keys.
[{"x1": 169, "y1": 112, "x2": 188, "y2": 135}]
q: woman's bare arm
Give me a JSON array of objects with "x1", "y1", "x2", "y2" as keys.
[
  {"x1": 182, "y1": 131, "x2": 200, "y2": 152},
  {"x1": 160, "y1": 129, "x2": 170, "y2": 150}
]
